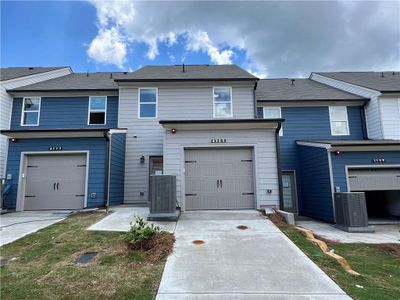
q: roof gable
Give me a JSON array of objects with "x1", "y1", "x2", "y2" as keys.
[{"x1": 0, "y1": 67, "x2": 70, "y2": 81}]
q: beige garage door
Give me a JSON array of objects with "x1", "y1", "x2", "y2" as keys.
[
  {"x1": 348, "y1": 167, "x2": 400, "y2": 191},
  {"x1": 24, "y1": 154, "x2": 87, "y2": 210},
  {"x1": 184, "y1": 148, "x2": 255, "y2": 210}
]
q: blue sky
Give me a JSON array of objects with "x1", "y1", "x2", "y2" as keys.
[{"x1": 1, "y1": 1, "x2": 399, "y2": 77}]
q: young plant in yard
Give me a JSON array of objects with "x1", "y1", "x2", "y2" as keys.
[{"x1": 125, "y1": 215, "x2": 160, "y2": 247}]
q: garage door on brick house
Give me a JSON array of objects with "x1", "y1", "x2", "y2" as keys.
[{"x1": 184, "y1": 148, "x2": 255, "y2": 210}]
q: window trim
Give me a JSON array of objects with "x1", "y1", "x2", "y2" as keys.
[
  {"x1": 138, "y1": 87, "x2": 158, "y2": 119},
  {"x1": 213, "y1": 86, "x2": 233, "y2": 118},
  {"x1": 263, "y1": 106, "x2": 283, "y2": 136},
  {"x1": 87, "y1": 96, "x2": 108, "y2": 126},
  {"x1": 20, "y1": 97, "x2": 41, "y2": 126},
  {"x1": 329, "y1": 106, "x2": 350, "y2": 136}
]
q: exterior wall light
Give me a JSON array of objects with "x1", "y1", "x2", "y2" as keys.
[
  {"x1": 171, "y1": 128, "x2": 177, "y2": 134},
  {"x1": 10, "y1": 138, "x2": 17, "y2": 143},
  {"x1": 334, "y1": 150, "x2": 341, "y2": 155},
  {"x1": 140, "y1": 156, "x2": 145, "y2": 164}
]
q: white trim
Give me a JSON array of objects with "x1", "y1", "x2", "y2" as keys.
[
  {"x1": 327, "y1": 150, "x2": 336, "y2": 222},
  {"x1": 345, "y1": 164, "x2": 400, "y2": 192},
  {"x1": 212, "y1": 86, "x2": 233, "y2": 118},
  {"x1": 263, "y1": 106, "x2": 283, "y2": 136},
  {"x1": 1, "y1": 67, "x2": 72, "y2": 85},
  {"x1": 296, "y1": 141, "x2": 332, "y2": 149},
  {"x1": 88, "y1": 96, "x2": 107, "y2": 125},
  {"x1": 138, "y1": 87, "x2": 158, "y2": 119},
  {"x1": 20, "y1": 97, "x2": 41, "y2": 126},
  {"x1": 16, "y1": 150, "x2": 89, "y2": 212},
  {"x1": 109, "y1": 129, "x2": 128, "y2": 134},
  {"x1": 329, "y1": 106, "x2": 350, "y2": 136}
]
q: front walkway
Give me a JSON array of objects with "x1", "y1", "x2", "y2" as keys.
[
  {"x1": 0, "y1": 211, "x2": 68, "y2": 246},
  {"x1": 156, "y1": 210, "x2": 349, "y2": 299}
]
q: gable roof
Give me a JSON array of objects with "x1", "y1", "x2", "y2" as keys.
[
  {"x1": 113, "y1": 65, "x2": 257, "y2": 82},
  {"x1": 256, "y1": 78, "x2": 365, "y2": 102},
  {"x1": 314, "y1": 71, "x2": 400, "y2": 93},
  {"x1": 0, "y1": 67, "x2": 70, "y2": 81},
  {"x1": 9, "y1": 72, "x2": 120, "y2": 92}
]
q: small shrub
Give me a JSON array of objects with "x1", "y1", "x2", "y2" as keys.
[{"x1": 125, "y1": 216, "x2": 160, "y2": 247}]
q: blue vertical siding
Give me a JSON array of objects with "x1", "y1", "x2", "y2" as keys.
[
  {"x1": 109, "y1": 133, "x2": 126, "y2": 205},
  {"x1": 297, "y1": 145, "x2": 334, "y2": 222},
  {"x1": 259, "y1": 105, "x2": 364, "y2": 214},
  {"x1": 3, "y1": 137, "x2": 107, "y2": 209},
  {"x1": 331, "y1": 151, "x2": 400, "y2": 192},
  {"x1": 10, "y1": 96, "x2": 118, "y2": 129}
]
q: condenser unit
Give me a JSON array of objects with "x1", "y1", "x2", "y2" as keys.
[
  {"x1": 147, "y1": 175, "x2": 180, "y2": 221},
  {"x1": 334, "y1": 192, "x2": 375, "y2": 232}
]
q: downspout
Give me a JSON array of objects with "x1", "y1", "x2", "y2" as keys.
[
  {"x1": 360, "y1": 100, "x2": 368, "y2": 139},
  {"x1": 103, "y1": 130, "x2": 111, "y2": 209},
  {"x1": 253, "y1": 80, "x2": 259, "y2": 118},
  {"x1": 275, "y1": 121, "x2": 284, "y2": 210}
]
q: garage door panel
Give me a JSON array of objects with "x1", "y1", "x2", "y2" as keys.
[
  {"x1": 348, "y1": 167, "x2": 400, "y2": 191},
  {"x1": 185, "y1": 148, "x2": 255, "y2": 210},
  {"x1": 24, "y1": 154, "x2": 86, "y2": 210}
]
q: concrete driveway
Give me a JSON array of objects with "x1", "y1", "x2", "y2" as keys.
[
  {"x1": 157, "y1": 210, "x2": 349, "y2": 299},
  {"x1": 0, "y1": 211, "x2": 69, "y2": 246}
]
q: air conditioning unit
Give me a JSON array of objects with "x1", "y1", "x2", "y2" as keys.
[
  {"x1": 334, "y1": 192, "x2": 375, "y2": 232},
  {"x1": 147, "y1": 175, "x2": 180, "y2": 221}
]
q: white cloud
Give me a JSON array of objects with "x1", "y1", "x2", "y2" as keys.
[
  {"x1": 87, "y1": 27, "x2": 127, "y2": 68},
  {"x1": 86, "y1": 1, "x2": 399, "y2": 77}
]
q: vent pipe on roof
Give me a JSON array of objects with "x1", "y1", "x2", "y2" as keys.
[
  {"x1": 291, "y1": 79, "x2": 295, "y2": 85},
  {"x1": 381, "y1": 72, "x2": 384, "y2": 78},
  {"x1": 392, "y1": 71, "x2": 396, "y2": 75},
  {"x1": 182, "y1": 63, "x2": 185, "y2": 73},
  {"x1": 110, "y1": 73, "x2": 113, "y2": 79},
  {"x1": 86, "y1": 71, "x2": 89, "y2": 77}
]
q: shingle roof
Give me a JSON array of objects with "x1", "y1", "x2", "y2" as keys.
[
  {"x1": 315, "y1": 71, "x2": 400, "y2": 92},
  {"x1": 113, "y1": 65, "x2": 257, "y2": 82},
  {"x1": 9, "y1": 72, "x2": 120, "y2": 92},
  {"x1": 0, "y1": 67, "x2": 69, "y2": 81},
  {"x1": 256, "y1": 78, "x2": 365, "y2": 101}
]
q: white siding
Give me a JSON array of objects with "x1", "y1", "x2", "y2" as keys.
[
  {"x1": 0, "y1": 67, "x2": 71, "y2": 177},
  {"x1": 310, "y1": 73, "x2": 383, "y2": 139},
  {"x1": 164, "y1": 129, "x2": 279, "y2": 210},
  {"x1": 118, "y1": 83, "x2": 256, "y2": 204},
  {"x1": 379, "y1": 95, "x2": 400, "y2": 140}
]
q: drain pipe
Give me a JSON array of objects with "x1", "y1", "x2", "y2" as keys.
[
  {"x1": 275, "y1": 121, "x2": 284, "y2": 210},
  {"x1": 253, "y1": 79, "x2": 259, "y2": 118},
  {"x1": 103, "y1": 130, "x2": 111, "y2": 209},
  {"x1": 360, "y1": 100, "x2": 369, "y2": 139}
]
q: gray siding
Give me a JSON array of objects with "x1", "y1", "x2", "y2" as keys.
[
  {"x1": 163, "y1": 129, "x2": 279, "y2": 210},
  {"x1": 118, "y1": 83, "x2": 255, "y2": 204}
]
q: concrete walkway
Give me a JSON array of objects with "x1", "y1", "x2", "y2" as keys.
[
  {"x1": 157, "y1": 210, "x2": 349, "y2": 299},
  {"x1": 0, "y1": 211, "x2": 68, "y2": 246},
  {"x1": 87, "y1": 206, "x2": 176, "y2": 233},
  {"x1": 297, "y1": 220, "x2": 400, "y2": 244}
]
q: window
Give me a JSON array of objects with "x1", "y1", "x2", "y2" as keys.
[
  {"x1": 263, "y1": 107, "x2": 283, "y2": 136},
  {"x1": 213, "y1": 87, "x2": 232, "y2": 118},
  {"x1": 329, "y1": 106, "x2": 349, "y2": 135},
  {"x1": 139, "y1": 88, "x2": 157, "y2": 118},
  {"x1": 88, "y1": 96, "x2": 107, "y2": 125},
  {"x1": 21, "y1": 97, "x2": 41, "y2": 126}
]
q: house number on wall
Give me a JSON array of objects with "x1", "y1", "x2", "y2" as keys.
[
  {"x1": 48, "y1": 146, "x2": 63, "y2": 151},
  {"x1": 211, "y1": 138, "x2": 227, "y2": 144},
  {"x1": 372, "y1": 158, "x2": 385, "y2": 163}
]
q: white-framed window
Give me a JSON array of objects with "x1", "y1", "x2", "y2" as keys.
[
  {"x1": 138, "y1": 88, "x2": 157, "y2": 118},
  {"x1": 329, "y1": 106, "x2": 350, "y2": 136},
  {"x1": 21, "y1": 97, "x2": 41, "y2": 126},
  {"x1": 88, "y1": 96, "x2": 107, "y2": 125},
  {"x1": 263, "y1": 106, "x2": 283, "y2": 136},
  {"x1": 213, "y1": 87, "x2": 233, "y2": 118}
]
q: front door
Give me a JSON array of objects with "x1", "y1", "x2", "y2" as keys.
[{"x1": 282, "y1": 171, "x2": 297, "y2": 213}]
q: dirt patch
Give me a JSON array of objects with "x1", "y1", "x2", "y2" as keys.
[
  {"x1": 313, "y1": 233, "x2": 340, "y2": 245},
  {"x1": 128, "y1": 232, "x2": 175, "y2": 263},
  {"x1": 371, "y1": 243, "x2": 400, "y2": 257},
  {"x1": 192, "y1": 240, "x2": 205, "y2": 245},
  {"x1": 267, "y1": 212, "x2": 290, "y2": 228},
  {"x1": 237, "y1": 225, "x2": 249, "y2": 230}
]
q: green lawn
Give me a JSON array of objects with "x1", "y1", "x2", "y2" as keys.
[
  {"x1": 0, "y1": 212, "x2": 170, "y2": 300},
  {"x1": 281, "y1": 226, "x2": 400, "y2": 300}
]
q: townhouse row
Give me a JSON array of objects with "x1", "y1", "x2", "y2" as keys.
[{"x1": 1, "y1": 65, "x2": 399, "y2": 222}]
